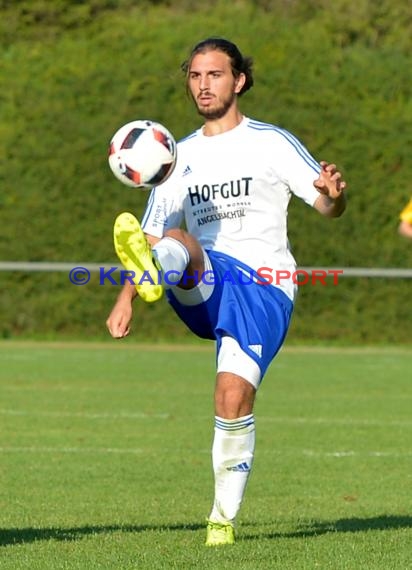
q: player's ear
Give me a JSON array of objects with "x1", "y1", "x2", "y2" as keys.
[{"x1": 234, "y1": 73, "x2": 246, "y2": 94}]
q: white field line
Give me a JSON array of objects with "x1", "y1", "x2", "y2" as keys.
[
  {"x1": 1, "y1": 409, "x2": 411, "y2": 427},
  {"x1": 301, "y1": 450, "x2": 412, "y2": 458},
  {"x1": 0, "y1": 446, "x2": 143, "y2": 454},
  {"x1": 0, "y1": 446, "x2": 411, "y2": 458},
  {"x1": 0, "y1": 409, "x2": 169, "y2": 420},
  {"x1": 258, "y1": 416, "x2": 412, "y2": 427}
]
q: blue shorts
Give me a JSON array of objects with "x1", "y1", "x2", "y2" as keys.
[{"x1": 166, "y1": 250, "x2": 294, "y2": 378}]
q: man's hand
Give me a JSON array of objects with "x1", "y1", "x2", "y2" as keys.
[
  {"x1": 314, "y1": 161, "x2": 346, "y2": 199},
  {"x1": 106, "y1": 282, "x2": 136, "y2": 338},
  {"x1": 106, "y1": 298, "x2": 133, "y2": 338},
  {"x1": 313, "y1": 161, "x2": 347, "y2": 217}
]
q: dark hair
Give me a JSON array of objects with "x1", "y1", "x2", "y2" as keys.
[{"x1": 181, "y1": 37, "x2": 254, "y2": 96}]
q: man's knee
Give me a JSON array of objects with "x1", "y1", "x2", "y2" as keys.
[{"x1": 214, "y1": 371, "x2": 256, "y2": 418}]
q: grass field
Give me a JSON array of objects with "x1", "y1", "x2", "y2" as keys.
[{"x1": 1, "y1": 341, "x2": 411, "y2": 569}]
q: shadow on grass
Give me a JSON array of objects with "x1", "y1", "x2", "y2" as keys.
[
  {"x1": 2, "y1": 516, "x2": 412, "y2": 546},
  {"x1": 0, "y1": 523, "x2": 203, "y2": 546},
  {"x1": 242, "y1": 515, "x2": 412, "y2": 540}
]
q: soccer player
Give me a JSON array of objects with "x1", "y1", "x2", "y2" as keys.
[
  {"x1": 106, "y1": 37, "x2": 347, "y2": 546},
  {"x1": 398, "y1": 198, "x2": 412, "y2": 238}
]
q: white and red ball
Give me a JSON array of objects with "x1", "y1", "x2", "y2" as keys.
[{"x1": 108, "y1": 120, "x2": 177, "y2": 189}]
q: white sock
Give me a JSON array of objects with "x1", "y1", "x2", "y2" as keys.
[
  {"x1": 152, "y1": 237, "x2": 189, "y2": 286},
  {"x1": 209, "y1": 414, "x2": 255, "y2": 525}
]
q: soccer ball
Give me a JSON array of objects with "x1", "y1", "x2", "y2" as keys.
[{"x1": 108, "y1": 120, "x2": 177, "y2": 189}]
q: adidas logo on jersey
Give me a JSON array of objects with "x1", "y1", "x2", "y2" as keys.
[
  {"x1": 183, "y1": 165, "x2": 192, "y2": 177},
  {"x1": 227, "y1": 461, "x2": 250, "y2": 473},
  {"x1": 248, "y1": 344, "x2": 262, "y2": 358}
]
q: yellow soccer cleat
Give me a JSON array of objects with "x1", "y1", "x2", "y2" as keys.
[
  {"x1": 113, "y1": 212, "x2": 163, "y2": 303},
  {"x1": 205, "y1": 520, "x2": 235, "y2": 546}
]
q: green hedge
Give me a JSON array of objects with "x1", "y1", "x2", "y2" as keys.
[{"x1": 0, "y1": 0, "x2": 411, "y2": 343}]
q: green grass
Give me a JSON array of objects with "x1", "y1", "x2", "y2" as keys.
[{"x1": 1, "y1": 341, "x2": 411, "y2": 569}]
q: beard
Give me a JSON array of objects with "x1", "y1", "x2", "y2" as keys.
[{"x1": 193, "y1": 91, "x2": 237, "y2": 120}]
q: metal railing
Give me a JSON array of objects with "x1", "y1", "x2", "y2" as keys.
[{"x1": 0, "y1": 262, "x2": 411, "y2": 278}]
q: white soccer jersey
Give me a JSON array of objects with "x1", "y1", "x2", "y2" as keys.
[{"x1": 141, "y1": 116, "x2": 321, "y2": 301}]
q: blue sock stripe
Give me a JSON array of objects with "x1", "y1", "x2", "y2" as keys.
[{"x1": 215, "y1": 414, "x2": 255, "y2": 431}]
